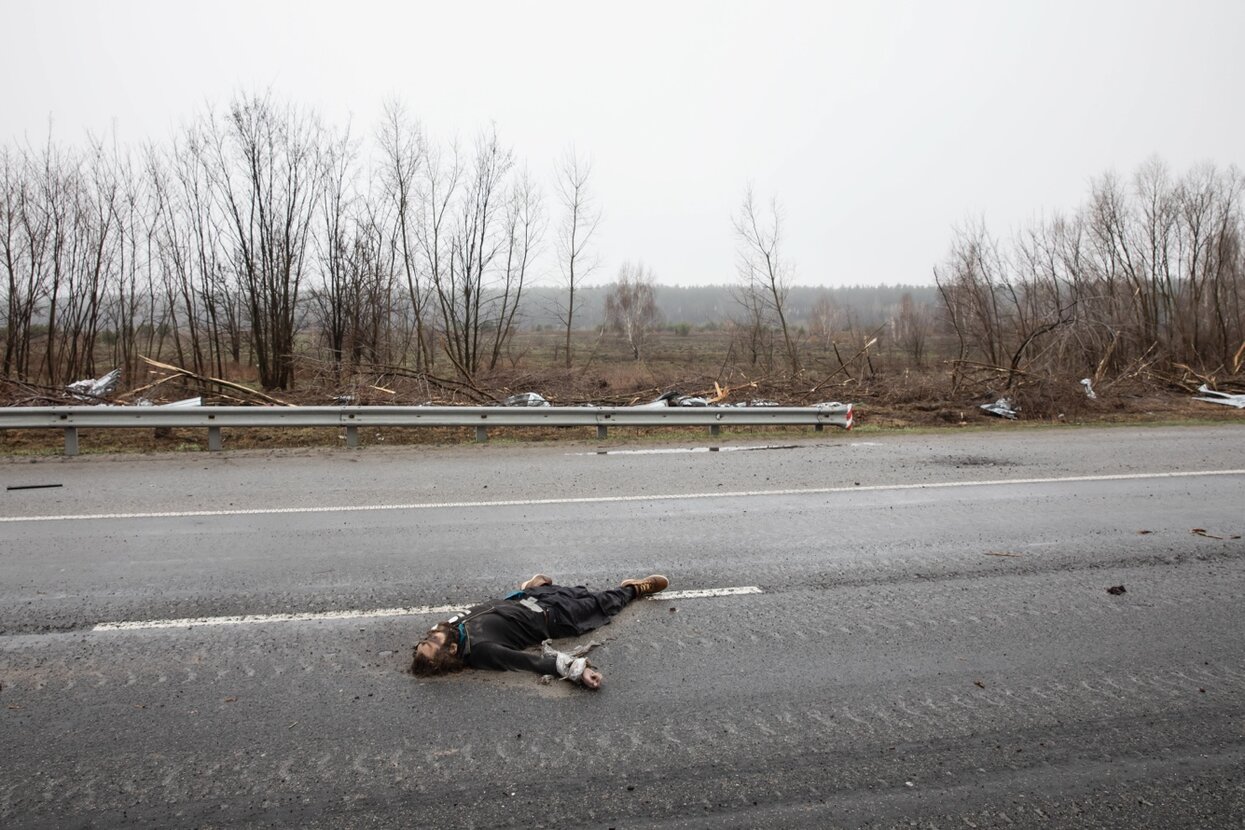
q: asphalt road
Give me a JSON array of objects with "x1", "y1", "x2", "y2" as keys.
[{"x1": 2, "y1": 425, "x2": 1244, "y2": 828}]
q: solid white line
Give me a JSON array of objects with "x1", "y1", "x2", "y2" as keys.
[
  {"x1": 89, "y1": 586, "x2": 764, "y2": 632},
  {"x1": 4, "y1": 469, "x2": 1243, "y2": 524},
  {"x1": 568, "y1": 445, "x2": 797, "y2": 456},
  {"x1": 92, "y1": 604, "x2": 468, "y2": 631}
]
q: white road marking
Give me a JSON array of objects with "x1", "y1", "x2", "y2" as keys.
[
  {"x1": 92, "y1": 605, "x2": 468, "y2": 631},
  {"x1": 3, "y1": 468, "x2": 1243, "y2": 524},
  {"x1": 655, "y1": 586, "x2": 762, "y2": 599},
  {"x1": 90, "y1": 586, "x2": 763, "y2": 632},
  {"x1": 570, "y1": 444, "x2": 798, "y2": 456}
]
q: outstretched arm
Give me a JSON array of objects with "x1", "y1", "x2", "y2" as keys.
[
  {"x1": 468, "y1": 642, "x2": 603, "y2": 689},
  {"x1": 468, "y1": 641, "x2": 558, "y2": 675}
]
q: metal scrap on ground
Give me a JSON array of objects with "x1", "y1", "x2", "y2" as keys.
[
  {"x1": 1192, "y1": 384, "x2": 1245, "y2": 409},
  {"x1": 504, "y1": 392, "x2": 550, "y2": 407},
  {"x1": 979, "y1": 398, "x2": 1018, "y2": 419},
  {"x1": 66, "y1": 369, "x2": 121, "y2": 400}
]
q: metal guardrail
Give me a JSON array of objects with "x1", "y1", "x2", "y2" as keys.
[{"x1": 0, "y1": 403, "x2": 854, "y2": 455}]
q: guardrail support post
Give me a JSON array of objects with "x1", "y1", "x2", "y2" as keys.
[
  {"x1": 815, "y1": 423, "x2": 824, "y2": 432},
  {"x1": 64, "y1": 427, "x2": 78, "y2": 456},
  {"x1": 346, "y1": 425, "x2": 359, "y2": 448},
  {"x1": 597, "y1": 424, "x2": 608, "y2": 439},
  {"x1": 710, "y1": 424, "x2": 721, "y2": 437},
  {"x1": 208, "y1": 426, "x2": 222, "y2": 452},
  {"x1": 475, "y1": 425, "x2": 488, "y2": 443}
]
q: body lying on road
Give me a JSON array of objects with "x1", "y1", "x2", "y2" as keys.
[{"x1": 409, "y1": 574, "x2": 669, "y2": 689}]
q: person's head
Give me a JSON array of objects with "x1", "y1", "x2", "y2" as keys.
[{"x1": 409, "y1": 622, "x2": 464, "y2": 676}]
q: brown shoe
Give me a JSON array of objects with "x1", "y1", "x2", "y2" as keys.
[
  {"x1": 621, "y1": 574, "x2": 669, "y2": 597},
  {"x1": 520, "y1": 573, "x2": 552, "y2": 590}
]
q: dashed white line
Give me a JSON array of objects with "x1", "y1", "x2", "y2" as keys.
[
  {"x1": 89, "y1": 586, "x2": 763, "y2": 632},
  {"x1": 658, "y1": 586, "x2": 762, "y2": 599},
  {"x1": 4, "y1": 469, "x2": 1243, "y2": 524}
]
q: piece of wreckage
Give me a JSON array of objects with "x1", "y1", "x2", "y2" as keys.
[
  {"x1": 979, "y1": 397, "x2": 1019, "y2": 419},
  {"x1": 1192, "y1": 384, "x2": 1245, "y2": 409},
  {"x1": 66, "y1": 368, "x2": 122, "y2": 400},
  {"x1": 634, "y1": 391, "x2": 789, "y2": 408},
  {"x1": 504, "y1": 392, "x2": 551, "y2": 407}
]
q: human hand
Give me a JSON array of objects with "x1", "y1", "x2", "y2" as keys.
[{"x1": 580, "y1": 667, "x2": 603, "y2": 690}]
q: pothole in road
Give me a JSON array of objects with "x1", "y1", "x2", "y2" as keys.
[{"x1": 938, "y1": 455, "x2": 1017, "y2": 468}]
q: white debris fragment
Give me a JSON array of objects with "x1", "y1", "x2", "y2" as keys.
[
  {"x1": 504, "y1": 392, "x2": 549, "y2": 407},
  {"x1": 1080, "y1": 378, "x2": 1097, "y2": 399},
  {"x1": 1193, "y1": 384, "x2": 1245, "y2": 409},
  {"x1": 980, "y1": 398, "x2": 1018, "y2": 419},
  {"x1": 66, "y1": 368, "x2": 121, "y2": 400}
]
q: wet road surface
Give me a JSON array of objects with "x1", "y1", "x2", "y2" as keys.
[{"x1": 2, "y1": 425, "x2": 1244, "y2": 828}]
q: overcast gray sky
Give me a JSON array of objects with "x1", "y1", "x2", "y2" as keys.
[{"x1": 3, "y1": 0, "x2": 1242, "y2": 288}]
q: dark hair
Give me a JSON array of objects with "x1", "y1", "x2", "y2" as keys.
[{"x1": 409, "y1": 622, "x2": 465, "y2": 676}]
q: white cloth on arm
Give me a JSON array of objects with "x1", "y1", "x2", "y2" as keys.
[{"x1": 554, "y1": 651, "x2": 588, "y2": 682}]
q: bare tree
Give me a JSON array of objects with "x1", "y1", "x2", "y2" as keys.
[
  {"x1": 807, "y1": 290, "x2": 845, "y2": 355},
  {"x1": 891, "y1": 292, "x2": 931, "y2": 366},
  {"x1": 487, "y1": 169, "x2": 544, "y2": 371},
  {"x1": 733, "y1": 187, "x2": 800, "y2": 374},
  {"x1": 430, "y1": 129, "x2": 512, "y2": 376},
  {"x1": 0, "y1": 145, "x2": 46, "y2": 380},
  {"x1": 554, "y1": 148, "x2": 600, "y2": 369},
  {"x1": 311, "y1": 126, "x2": 360, "y2": 377},
  {"x1": 604, "y1": 261, "x2": 661, "y2": 360},
  {"x1": 413, "y1": 136, "x2": 463, "y2": 373},
  {"x1": 377, "y1": 101, "x2": 432, "y2": 370},
  {"x1": 206, "y1": 94, "x2": 326, "y2": 390}
]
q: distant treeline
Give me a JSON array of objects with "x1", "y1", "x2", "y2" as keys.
[{"x1": 519, "y1": 284, "x2": 938, "y2": 330}]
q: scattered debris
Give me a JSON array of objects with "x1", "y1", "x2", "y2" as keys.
[
  {"x1": 1191, "y1": 528, "x2": 1240, "y2": 540},
  {"x1": 138, "y1": 356, "x2": 292, "y2": 406},
  {"x1": 136, "y1": 396, "x2": 201, "y2": 408},
  {"x1": 1192, "y1": 384, "x2": 1245, "y2": 409},
  {"x1": 1137, "y1": 530, "x2": 1153, "y2": 535},
  {"x1": 66, "y1": 368, "x2": 121, "y2": 400},
  {"x1": 719, "y1": 398, "x2": 783, "y2": 407},
  {"x1": 983, "y1": 551, "x2": 1022, "y2": 558},
  {"x1": 973, "y1": 680, "x2": 986, "y2": 689},
  {"x1": 979, "y1": 398, "x2": 1018, "y2": 419},
  {"x1": 1080, "y1": 378, "x2": 1097, "y2": 399},
  {"x1": 504, "y1": 392, "x2": 549, "y2": 407},
  {"x1": 633, "y1": 391, "x2": 710, "y2": 407},
  {"x1": 223, "y1": 696, "x2": 238, "y2": 703},
  {"x1": 333, "y1": 394, "x2": 357, "y2": 405},
  {"x1": 6, "y1": 483, "x2": 63, "y2": 491},
  {"x1": 1106, "y1": 585, "x2": 1127, "y2": 595}
]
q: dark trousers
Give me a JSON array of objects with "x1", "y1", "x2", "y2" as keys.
[{"x1": 526, "y1": 584, "x2": 635, "y2": 637}]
